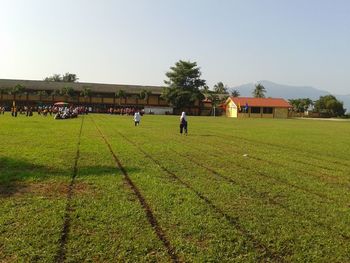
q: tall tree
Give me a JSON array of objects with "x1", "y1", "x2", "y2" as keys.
[
  {"x1": 252, "y1": 83, "x2": 266, "y2": 98},
  {"x1": 36, "y1": 90, "x2": 48, "y2": 101},
  {"x1": 213, "y1": 82, "x2": 229, "y2": 94},
  {"x1": 44, "y1": 74, "x2": 62, "y2": 82},
  {"x1": 62, "y1": 72, "x2": 78, "y2": 82},
  {"x1": 314, "y1": 95, "x2": 345, "y2": 117},
  {"x1": 44, "y1": 73, "x2": 78, "y2": 82},
  {"x1": 139, "y1": 89, "x2": 152, "y2": 104},
  {"x1": 289, "y1": 98, "x2": 313, "y2": 113},
  {"x1": 8, "y1": 84, "x2": 26, "y2": 102},
  {"x1": 230, "y1": 89, "x2": 240, "y2": 97},
  {"x1": 162, "y1": 60, "x2": 205, "y2": 109},
  {"x1": 115, "y1": 89, "x2": 127, "y2": 105},
  {"x1": 60, "y1": 86, "x2": 75, "y2": 99},
  {"x1": 80, "y1": 87, "x2": 92, "y2": 98}
]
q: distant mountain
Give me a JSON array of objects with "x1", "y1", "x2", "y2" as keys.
[{"x1": 229, "y1": 80, "x2": 349, "y2": 112}]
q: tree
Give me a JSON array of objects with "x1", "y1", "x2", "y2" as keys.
[
  {"x1": 289, "y1": 98, "x2": 313, "y2": 113},
  {"x1": 208, "y1": 93, "x2": 221, "y2": 116},
  {"x1": 44, "y1": 74, "x2": 62, "y2": 82},
  {"x1": 62, "y1": 72, "x2": 78, "y2": 82},
  {"x1": 8, "y1": 84, "x2": 26, "y2": 102},
  {"x1": 60, "y1": 86, "x2": 75, "y2": 98},
  {"x1": 139, "y1": 89, "x2": 152, "y2": 104},
  {"x1": 252, "y1": 83, "x2": 266, "y2": 98},
  {"x1": 36, "y1": 90, "x2": 48, "y2": 101},
  {"x1": 213, "y1": 82, "x2": 229, "y2": 94},
  {"x1": 115, "y1": 89, "x2": 127, "y2": 105},
  {"x1": 80, "y1": 87, "x2": 92, "y2": 98},
  {"x1": 162, "y1": 60, "x2": 206, "y2": 109},
  {"x1": 44, "y1": 73, "x2": 78, "y2": 82},
  {"x1": 230, "y1": 89, "x2": 240, "y2": 97},
  {"x1": 314, "y1": 95, "x2": 345, "y2": 117}
]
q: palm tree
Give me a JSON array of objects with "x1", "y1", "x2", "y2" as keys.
[
  {"x1": 60, "y1": 87, "x2": 75, "y2": 100},
  {"x1": 252, "y1": 83, "x2": 266, "y2": 98},
  {"x1": 230, "y1": 89, "x2": 240, "y2": 97},
  {"x1": 208, "y1": 93, "x2": 221, "y2": 116},
  {"x1": 8, "y1": 84, "x2": 26, "y2": 103},
  {"x1": 0, "y1": 88, "x2": 8, "y2": 102},
  {"x1": 62, "y1": 72, "x2": 78, "y2": 82},
  {"x1": 115, "y1": 89, "x2": 126, "y2": 105},
  {"x1": 213, "y1": 82, "x2": 229, "y2": 94},
  {"x1": 139, "y1": 89, "x2": 152, "y2": 104},
  {"x1": 36, "y1": 90, "x2": 48, "y2": 101},
  {"x1": 80, "y1": 87, "x2": 92, "y2": 103}
]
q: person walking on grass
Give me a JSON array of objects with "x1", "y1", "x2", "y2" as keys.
[
  {"x1": 134, "y1": 111, "x2": 141, "y2": 126},
  {"x1": 180, "y1": 111, "x2": 188, "y2": 135}
]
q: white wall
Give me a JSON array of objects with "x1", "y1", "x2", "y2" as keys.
[{"x1": 144, "y1": 106, "x2": 173, "y2": 115}]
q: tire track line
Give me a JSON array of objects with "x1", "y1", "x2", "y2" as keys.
[
  {"x1": 90, "y1": 116, "x2": 179, "y2": 263},
  {"x1": 169, "y1": 148, "x2": 350, "y2": 241},
  {"x1": 166, "y1": 134, "x2": 340, "y2": 204},
  {"x1": 215, "y1": 133, "x2": 350, "y2": 170},
  {"x1": 115, "y1": 130, "x2": 287, "y2": 262},
  {"x1": 55, "y1": 116, "x2": 84, "y2": 263}
]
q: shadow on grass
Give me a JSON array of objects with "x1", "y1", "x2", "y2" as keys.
[{"x1": 0, "y1": 157, "x2": 140, "y2": 197}]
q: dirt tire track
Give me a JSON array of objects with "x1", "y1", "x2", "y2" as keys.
[
  {"x1": 116, "y1": 130, "x2": 287, "y2": 262},
  {"x1": 90, "y1": 116, "x2": 179, "y2": 263},
  {"x1": 169, "y1": 148, "x2": 350, "y2": 241},
  {"x1": 164, "y1": 133, "x2": 341, "y2": 204},
  {"x1": 55, "y1": 116, "x2": 84, "y2": 263},
  {"x1": 215, "y1": 133, "x2": 350, "y2": 170}
]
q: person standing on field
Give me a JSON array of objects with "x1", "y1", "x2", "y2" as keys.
[
  {"x1": 134, "y1": 111, "x2": 141, "y2": 126},
  {"x1": 179, "y1": 112, "x2": 188, "y2": 135}
]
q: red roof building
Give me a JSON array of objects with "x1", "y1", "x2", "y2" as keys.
[{"x1": 225, "y1": 97, "x2": 291, "y2": 118}]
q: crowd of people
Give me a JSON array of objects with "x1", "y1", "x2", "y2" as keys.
[
  {"x1": 108, "y1": 107, "x2": 145, "y2": 116},
  {"x1": 54, "y1": 106, "x2": 88, "y2": 119},
  {"x1": 1, "y1": 104, "x2": 189, "y2": 134},
  {"x1": 0, "y1": 105, "x2": 89, "y2": 119}
]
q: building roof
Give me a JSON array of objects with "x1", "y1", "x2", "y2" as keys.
[
  {"x1": 227, "y1": 97, "x2": 291, "y2": 108},
  {"x1": 0, "y1": 79, "x2": 164, "y2": 94}
]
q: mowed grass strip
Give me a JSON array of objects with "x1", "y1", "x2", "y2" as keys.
[
  {"x1": 0, "y1": 115, "x2": 81, "y2": 262},
  {"x1": 95, "y1": 115, "x2": 284, "y2": 262},
  {"x1": 95, "y1": 114, "x2": 350, "y2": 262},
  {"x1": 64, "y1": 116, "x2": 171, "y2": 262},
  {"x1": 1, "y1": 114, "x2": 349, "y2": 262}
]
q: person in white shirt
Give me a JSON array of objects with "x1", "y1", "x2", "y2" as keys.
[
  {"x1": 134, "y1": 111, "x2": 141, "y2": 126},
  {"x1": 180, "y1": 112, "x2": 188, "y2": 135}
]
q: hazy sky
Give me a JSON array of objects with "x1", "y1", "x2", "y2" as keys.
[{"x1": 1, "y1": 0, "x2": 349, "y2": 94}]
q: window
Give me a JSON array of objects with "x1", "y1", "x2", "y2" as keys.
[
  {"x1": 263, "y1": 107, "x2": 273, "y2": 114},
  {"x1": 251, "y1": 107, "x2": 261, "y2": 113}
]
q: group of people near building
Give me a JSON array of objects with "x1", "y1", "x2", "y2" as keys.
[
  {"x1": 54, "y1": 106, "x2": 89, "y2": 119},
  {"x1": 108, "y1": 107, "x2": 145, "y2": 116},
  {"x1": 1, "y1": 103, "x2": 189, "y2": 135}
]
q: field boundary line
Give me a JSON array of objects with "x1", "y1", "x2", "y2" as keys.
[
  {"x1": 90, "y1": 116, "x2": 179, "y2": 263},
  {"x1": 114, "y1": 129, "x2": 287, "y2": 262},
  {"x1": 55, "y1": 116, "x2": 84, "y2": 263}
]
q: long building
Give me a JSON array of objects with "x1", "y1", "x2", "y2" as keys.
[{"x1": 0, "y1": 79, "x2": 209, "y2": 115}]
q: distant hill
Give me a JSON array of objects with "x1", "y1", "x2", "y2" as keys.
[{"x1": 229, "y1": 80, "x2": 350, "y2": 113}]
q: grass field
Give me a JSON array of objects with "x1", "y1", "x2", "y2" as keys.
[{"x1": 0, "y1": 114, "x2": 349, "y2": 262}]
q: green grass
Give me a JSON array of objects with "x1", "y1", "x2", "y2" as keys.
[{"x1": 0, "y1": 114, "x2": 349, "y2": 262}]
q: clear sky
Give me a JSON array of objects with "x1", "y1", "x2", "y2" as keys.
[{"x1": 1, "y1": 0, "x2": 349, "y2": 94}]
